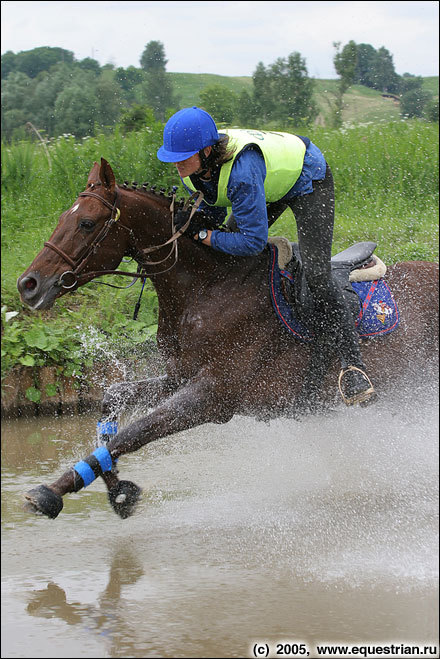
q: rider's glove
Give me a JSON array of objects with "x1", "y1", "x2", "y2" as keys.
[{"x1": 174, "y1": 209, "x2": 207, "y2": 239}]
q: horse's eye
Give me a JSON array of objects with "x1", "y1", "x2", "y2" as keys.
[{"x1": 79, "y1": 219, "x2": 96, "y2": 233}]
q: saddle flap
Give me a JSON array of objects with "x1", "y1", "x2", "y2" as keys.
[{"x1": 331, "y1": 241, "x2": 377, "y2": 265}]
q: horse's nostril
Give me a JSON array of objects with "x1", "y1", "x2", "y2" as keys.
[{"x1": 24, "y1": 278, "x2": 37, "y2": 290}]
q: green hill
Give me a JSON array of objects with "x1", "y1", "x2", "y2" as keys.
[
  {"x1": 168, "y1": 72, "x2": 439, "y2": 125},
  {"x1": 170, "y1": 72, "x2": 253, "y2": 106}
]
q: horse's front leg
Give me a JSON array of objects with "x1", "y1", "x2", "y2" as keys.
[
  {"x1": 100, "y1": 374, "x2": 179, "y2": 419},
  {"x1": 107, "y1": 372, "x2": 233, "y2": 458},
  {"x1": 23, "y1": 374, "x2": 181, "y2": 519},
  {"x1": 97, "y1": 375, "x2": 181, "y2": 513},
  {"x1": 24, "y1": 372, "x2": 232, "y2": 519}
]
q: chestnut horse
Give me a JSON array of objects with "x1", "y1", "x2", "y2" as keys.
[{"x1": 17, "y1": 159, "x2": 439, "y2": 519}]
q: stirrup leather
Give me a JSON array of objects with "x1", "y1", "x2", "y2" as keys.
[{"x1": 338, "y1": 366, "x2": 375, "y2": 406}]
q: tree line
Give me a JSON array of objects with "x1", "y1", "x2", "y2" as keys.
[{"x1": 1, "y1": 40, "x2": 438, "y2": 142}]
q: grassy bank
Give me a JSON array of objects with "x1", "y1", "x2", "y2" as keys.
[{"x1": 1, "y1": 118, "x2": 438, "y2": 397}]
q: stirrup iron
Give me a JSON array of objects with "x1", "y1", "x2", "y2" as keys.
[{"x1": 338, "y1": 366, "x2": 376, "y2": 406}]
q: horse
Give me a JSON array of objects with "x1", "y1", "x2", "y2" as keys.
[{"x1": 17, "y1": 158, "x2": 439, "y2": 520}]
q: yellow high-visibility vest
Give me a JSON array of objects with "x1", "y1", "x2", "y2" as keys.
[{"x1": 184, "y1": 128, "x2": 307, "y2": 205}]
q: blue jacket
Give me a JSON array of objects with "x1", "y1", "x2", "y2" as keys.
[{"x1": 183, "y1": 140, "x2": 326, "y2": 256}]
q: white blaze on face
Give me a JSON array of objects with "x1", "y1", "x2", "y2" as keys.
[{"x1": 69, "y1": 203, "x2": 80, "y2": 214}]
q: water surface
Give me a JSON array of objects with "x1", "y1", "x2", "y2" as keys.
[{"x1": 2, "y1": 385, "x2": 438, "y2": 658}]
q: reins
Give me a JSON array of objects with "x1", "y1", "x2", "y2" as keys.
[{"x1": 44, "y1": 187, "x2": 204, "y2": 291}]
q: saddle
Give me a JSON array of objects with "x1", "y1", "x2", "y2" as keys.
[{"x1": 267, "y1": 238, "x2": 400, "y2": 342}]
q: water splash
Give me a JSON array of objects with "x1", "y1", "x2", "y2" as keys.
[{"x1": 128, "y1": 379, "x2": 439, "y2": 590}]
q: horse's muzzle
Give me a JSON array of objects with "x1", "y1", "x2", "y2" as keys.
[{"x1": 17, "y1": 271, "x2": 64, "y2": 310}]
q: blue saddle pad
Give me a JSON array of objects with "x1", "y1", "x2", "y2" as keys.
[{"x1": 268, "y1": 244, "x2": 400, "y2": 343}]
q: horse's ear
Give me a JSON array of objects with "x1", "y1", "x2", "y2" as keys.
[
  {"x1": 87, "y1": 162, "x2": 101, "y2": 185},
  {"x1": 99, "y1": 158, "x2": 115, "y2": 191}
]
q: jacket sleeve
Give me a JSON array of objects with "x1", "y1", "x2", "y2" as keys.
[{"x1": 210, "y1": 148, "x2": 269, "y2": 256}]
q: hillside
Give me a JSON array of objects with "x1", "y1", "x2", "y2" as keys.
[{"x1": 168, "y1": 72, "x2": 439, "y2": 124}]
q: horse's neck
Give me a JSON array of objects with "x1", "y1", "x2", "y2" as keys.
[
  {"x1": 120, "y1": 186, "x2": 219, "y2": 303},
  {"x1": 120, "y1": 186, "x2": 268, "y2": 315}
]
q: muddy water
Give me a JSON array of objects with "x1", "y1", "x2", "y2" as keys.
[{"x1": 1, "y1": 384, "x2": 438, "y2": 658}]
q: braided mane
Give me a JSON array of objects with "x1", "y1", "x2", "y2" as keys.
[{"x1": 118, "y1": 180, "x2": 186, "y2": 209}]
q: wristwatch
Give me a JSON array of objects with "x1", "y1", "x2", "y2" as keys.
[{"x1": 197, "y1": 229, "x2": 208, "y2": 241}]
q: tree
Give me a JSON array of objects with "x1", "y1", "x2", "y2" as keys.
[
  {"x1": 252, "y1": 62, "x2": 273, "y2": 123},
  {"x1": 30, "y1": 63, "x2": 75, "y2": 135},
  {"x1": 31, "y1": 74, "x2": 58, "y2": 135},
  {"x1": 250, "y1": 54, "x2": 317, "y2": 126},
  {"x1": 425, "y1": 98, "x2": 439, "y2": 123},
  {"x1": 399, "y1": 73, "x2": 424, "y2": 94},
  {"x1": 331, "y1": 40, "x2": 358, "y2": 127},
  {"x1": 95, "y1": 71, "x2": 122, "y2": 127},
  {"x1": 1, "y1": 107, "x2": 28, "y2": 140},
  {"x1": 400, "y1": 88, "x2": 433, "y2": 118},
  {"x1": 354, "y1": 43, "x2": 377, "y2": 87},
  {"x1": 139, "y1": 41, "x2": 175, "y2": 121},
  {"x1": 54, "y1": 79, "x2": 97, "y2": 137},
  {"x1": 1, "y1": 72, "x2": 35, "y2": 139},
  {"x1": 370, "y1": 47, "x2": 400, "y2": 93},
  {"x1": 140, "y1": 40, "x2": 167, "y2": 73},
  {"x1": 1, "y1": 71, "x2": 34, "y2": 112},
  {"x1": 120, "y1": 104, "x2": 156, "y2": 132},
  {"x1": 265, "y1": 52, "x2": 317, "y2": 126},
  {"x1": 353, "y1": 43, "x2": 405, "y2": 94},
  {"x1": 199, "y1": 84, "x2": 237, "y2": 123},
  {"x1": 11, "y1": 47, "x2": 75, "y2": 78},
  {"x1": 77, "y1": 57, "x2": 101, "y2": 75},
  {"x1": 115, "y1": 66, "x2": 145, "y2": 106},
  {"x1": 334, "y1": 41, "x2": 357, "y2": 90},
  {"x1": 1, "y1": 51, "x2": 17, "y2": 79},
  {"x1": 236, "y1": 89, "x2": 257, "y2": 125},
  {"x1": 116, "y1": 66, "x2": 144, "y2": 90}
]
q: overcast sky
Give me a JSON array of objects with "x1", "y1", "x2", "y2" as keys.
[{"x1": 1, "y1": 0, "x2": 438, "y2": 79}]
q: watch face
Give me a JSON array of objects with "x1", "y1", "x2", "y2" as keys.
[{"x1": 199, "y1": 229, "x2": 208, "y2": 240}]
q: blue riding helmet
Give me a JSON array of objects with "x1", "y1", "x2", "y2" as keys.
[{"x1": 157, "y1": 106, "x2": 220, "y2": 162}]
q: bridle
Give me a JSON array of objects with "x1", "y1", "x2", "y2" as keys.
[{"x1": 44, "y1": 187, "x2": 204, "y2": 290}]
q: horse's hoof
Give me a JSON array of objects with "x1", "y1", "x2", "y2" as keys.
[
  {"x1": 24, "y1": 485, "x2": 64, "y2": 519},
  {"x1": 108, "y1": 480, "x2": 142, "y2": 519}
]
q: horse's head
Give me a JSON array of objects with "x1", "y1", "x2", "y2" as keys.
[{"x1": 17, "y1": 159, "x2": 131, "y2": 310}]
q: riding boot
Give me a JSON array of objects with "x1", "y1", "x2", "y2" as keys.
[
  {"x1": 294, "y1": 336, "x2": 336, "y2": 415},
  {"x1": 294, "y1": 279, "x2": 376, "y2": 410},
  {"x1": 331, "y1": 307, "x2": 377, "y2": 406}
]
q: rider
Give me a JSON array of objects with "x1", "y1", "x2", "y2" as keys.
[{"x1": 156, "y1": 106, "x2": 376, "y2": 409}]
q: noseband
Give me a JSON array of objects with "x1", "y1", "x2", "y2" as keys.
[{"x1": 44, "y1": 187, "x2": 203, "y2": 289}]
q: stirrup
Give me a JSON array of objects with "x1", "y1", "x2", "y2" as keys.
[{"x1": 338, "y1": 366, "x2": 376, "y2": 406}]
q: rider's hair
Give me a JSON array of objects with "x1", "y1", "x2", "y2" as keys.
[{"x1": 202, "y1": 134, "x2": 236, "y2": 171}]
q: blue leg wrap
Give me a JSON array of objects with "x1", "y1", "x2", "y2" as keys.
[
  {"x1": 97, "y1": 421, "x2": 118, "y2": 437},
  {"x1": 73, "y1": 446, "x2": 114, "y2": 490},
  {"x1": 96, "y1": 420, "x2": 118, "y2": 447}
]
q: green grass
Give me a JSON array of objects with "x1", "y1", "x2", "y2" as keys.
[{"x1": 422, "y1": 76, "x2": 440, "y2": 97}]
